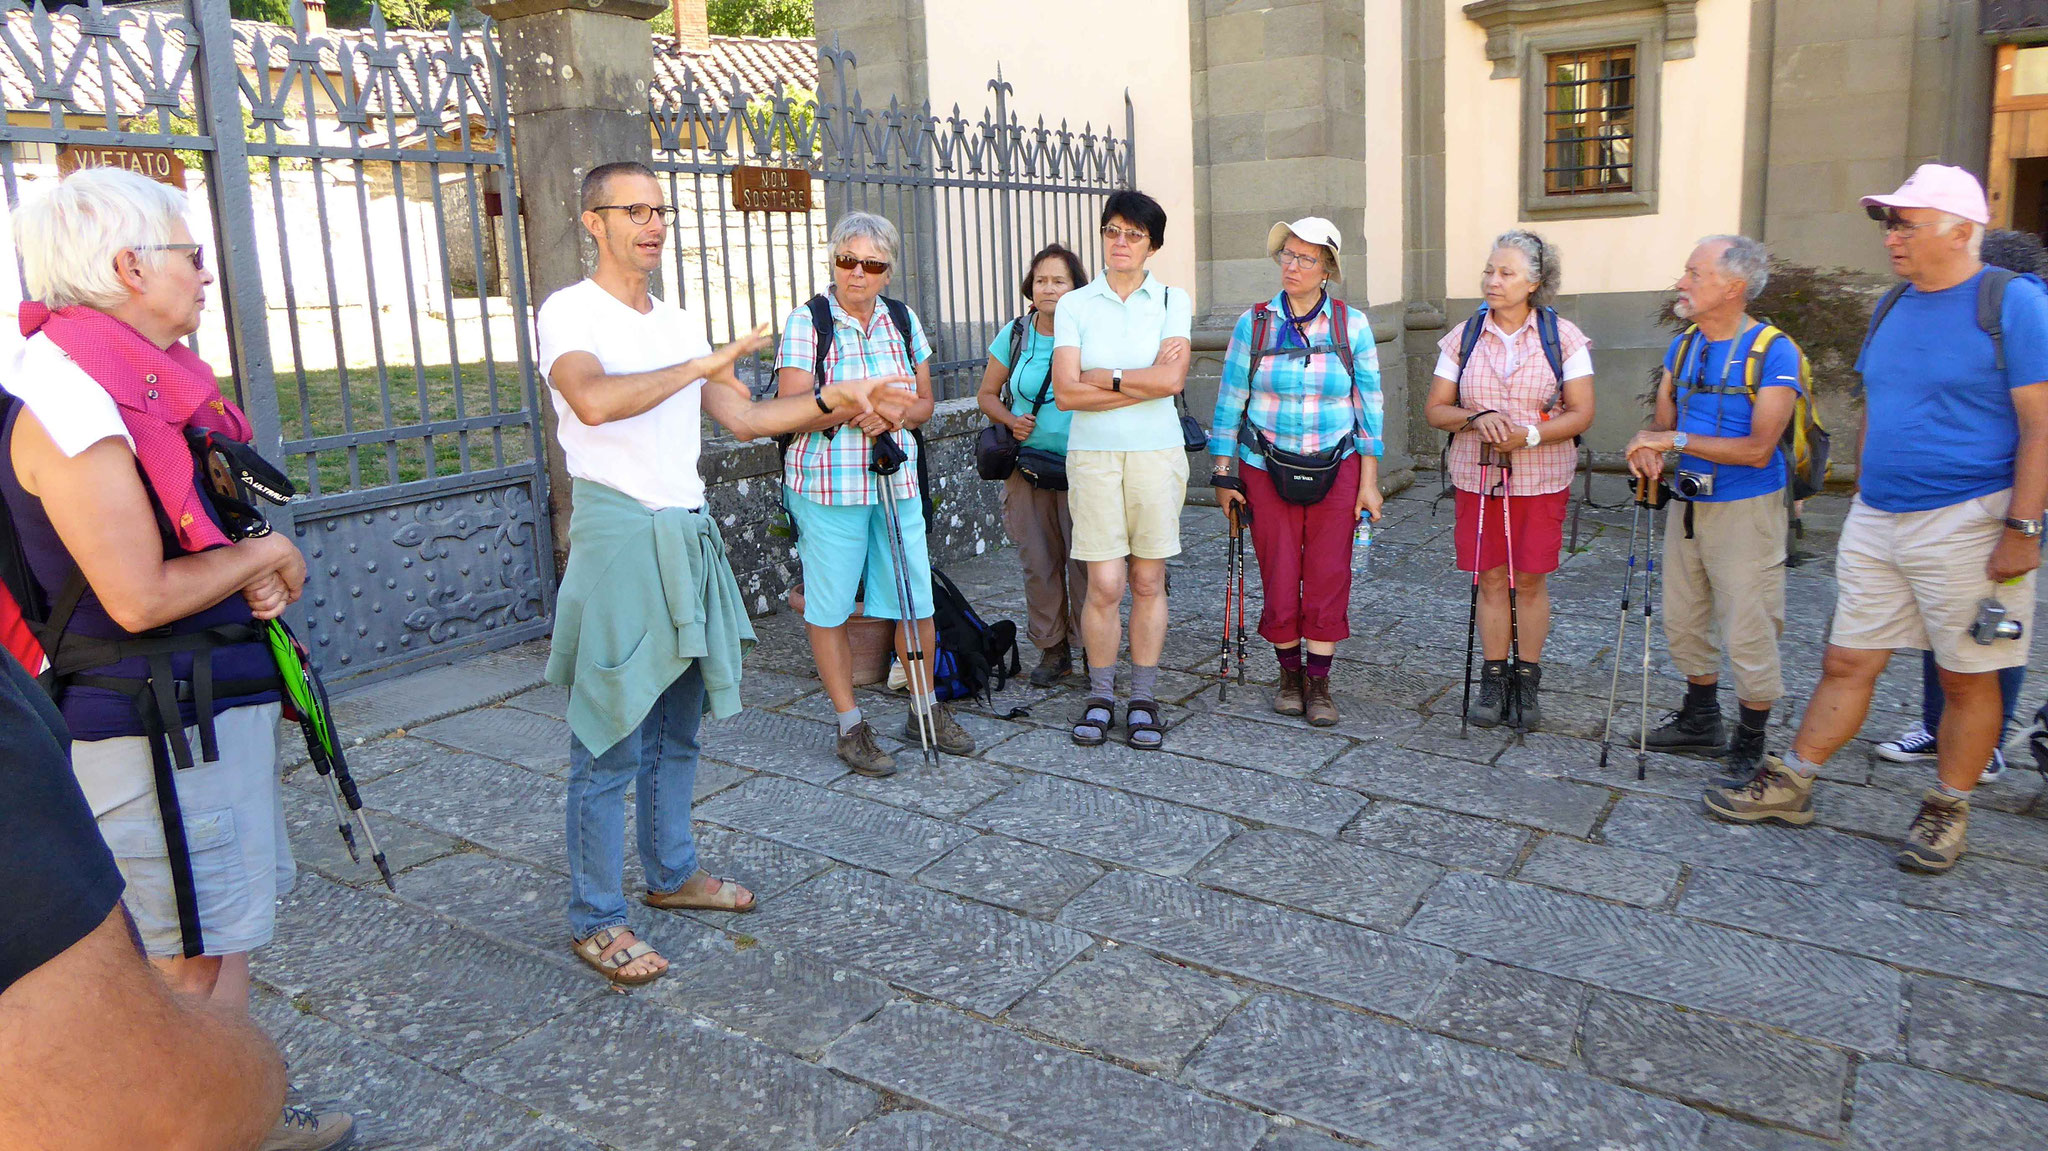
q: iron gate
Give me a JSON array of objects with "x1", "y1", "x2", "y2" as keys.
[
  {"x1": 649, "y1": 44, "x2": 1137, "y2": 399},
  {"x1": 0, "y1": 0, "x2": 551, "y2": 685}
]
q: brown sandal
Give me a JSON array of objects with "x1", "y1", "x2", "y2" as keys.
[
  {"x1": 644, "y1": 871, "x2": 756, "y2": 913},
  {"x1": 571, "y1": 925, "x2": 667, "y2": 985}
]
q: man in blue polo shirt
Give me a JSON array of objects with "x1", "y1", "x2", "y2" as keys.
[
  {"x1": 1700, "y1": 165, "x2": 2048, "y2": 874},
  {"x1": 1626, "y1": 235, "x2": 1802, "y2": 782}
]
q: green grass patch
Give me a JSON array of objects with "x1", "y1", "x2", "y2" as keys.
[{"x1": 265, "y1": 361, "x2": 536, "y2": 496}]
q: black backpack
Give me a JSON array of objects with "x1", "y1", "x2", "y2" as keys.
[{"x1": 928, "y1": 567, "x2": 1019, "y2": 703}]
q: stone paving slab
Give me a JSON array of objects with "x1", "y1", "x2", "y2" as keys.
[
  {"x1": 366, "y1": 753, "x2": 570, "y2": 873},
  {"x1": 965, "y1": 774, "x2": 1238, "y2": 875},
  {"x1": 696, "y1": 709, "x2": 854, "y2": 784},
  {"x1": 915, "y1": 834, "x2": 1107, "y2": 918},
  {"x1": 1200, "y1": 682, "x2": 1427, "y2": 744},
  {"x1": 466, "y1": 995, "x2": 881, "y2": 1151},
  {"x1": 644, "y1": 945, "x2": 897, "y2": 1057},
  {"x1": 1396, "y1": 713, "x2": 1517, "y2": 763},
  {"x1": 258, "y1": 876, "x2": 443, "y2": 997},
  {"x1": 1813, "y1": 780, "x2": 2048, "y2": 869},
  {"x1": 1904, "y1": 975, "x2": 2048, "y2": 1100},
  {"x1": 501, "y1": 683, "x2": 568, "y2": 720},
  {"x1": 678, "y1": 824, "x2": 836, "y2": 925},
  {"x1": 835, "y1": 1111, "x2": 1028, "y2": 1151},
  {"x1": 829, "y1": 755, "x2": 1020, "y2": 819},
  {"x1": 1183, "y1": 993, "x2": 1706, "y2": 1151},
  {"x1": 281, "y1": 784, "x2": 462, "y2": 889},
  {"x1": 983, "y1": 728, "x2": 1366, "y2": 834},
  {"x1": 1157, "y1": 712, "x2": 1355, "y2": 776},
  {"x1": 1317, "y1": 744, "x2": 1612, "y2": 836},
  {"x1": 1601, "y1": 794, "x2": 1904, "y2": 893},
  {"x1": 1059, "y1": 870, "x2": 1458, "y2": 1020},
  {"x1": 1516, "y1": 835, "x2": 1683, "y2": 908},
  {"x1": 412, "y1": 707, "x2": 573, "y2": 777},
  {"x1": 1405, "y1": 874, "x2": 1903, "y2": 1052},
  {"x1": 1899, "y1": 852, "x2": 2048, "y2": 934},
  {"x1": 1004, "y1": 945, "x2": 1250, "y2": 1073},
  {"x1": 1848, "y1": 1061, "x2": 2048, "y2": 1151},
  {"x1": 1189, "y1": 827, "x2": 1443, "y2": 931},
  {"x1": 1339, "y1": 801, "x2": 1533, "y2": 874},
  {"x1": 823, "y1": 1001, "x2": 1266, "y2": 1151},
  {"x1": 327, "y1": 641, "x2": 549, "y2": 749},
  {"x1": 745, "y1": 868, "x2": 1090, "y2": 1015},
  {"x1": 287, "y1": 734, "x2": 445, "y2": 784},
  {"x1": 694, "y1": 776, "x2": 974, "y2": 877},
  {"x1": 1700, "y1": 1117, "x2": 1839, "y2": 1150},
  {"x1": 1414, "y1": 958, "x2": 1591, "y2": 1065},
  {"x1": 1252, "y1": 1127, "x2": 1358, "y2": 1151},
  {"x1": 1577, "y1": 993, "x2": 1851, "y2": 1137}
]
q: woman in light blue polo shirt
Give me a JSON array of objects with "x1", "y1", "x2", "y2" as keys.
[{"x1": 976, "y1": 242, "x2": 1089, "y2": 687}]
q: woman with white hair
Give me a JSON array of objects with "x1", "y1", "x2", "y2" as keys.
[
  {"x1": 1423, "y1": 229, "x2": 1597, "y2": 732},
  {"x1": 0, "y1": 168, "x2": 352, "y2": 1149},
  {"x1": 775, "y1": 210, "x2": 975, "y2": 776}
]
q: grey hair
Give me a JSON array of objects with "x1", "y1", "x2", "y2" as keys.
[
  {"x1": 1702, "y1": 234, "x2": 1771, "y2": 302},
  {"x1": 1491, "y1": 229, "x2": 1560, "y2": 309},
  {"x1": 1935, "y1": 212, "x2": 1986, "y2": 259},
  {"x1": 830, "y1": 211, "x2": 900, "y2": 263},
  {"x1": 13, "y1": 167, "x2": 188, "y2": 311}
]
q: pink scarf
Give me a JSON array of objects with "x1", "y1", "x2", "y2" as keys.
[{"x1": 19, "y1": 302, "x2": 252, "y2": 553}]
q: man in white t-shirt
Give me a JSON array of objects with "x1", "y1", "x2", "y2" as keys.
[{"x1": 535, "y1": 161, "x2": 910, "y2": 984}]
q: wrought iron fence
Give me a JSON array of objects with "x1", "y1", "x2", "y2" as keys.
[{"x1": 650, "y1": 44, "x2": 1136, "y2": 400}]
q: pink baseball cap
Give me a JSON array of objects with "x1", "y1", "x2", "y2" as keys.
[{"x1": 1860, "y1": 163, "x2": 1990, "y2": 226}]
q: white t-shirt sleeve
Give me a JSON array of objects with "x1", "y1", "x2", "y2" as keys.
[
  {"x1": 1561, "y1": 347, "x2": 1594, "y2": 381},
  {"x1": 535, "y1": 283, "x2": 602, "y2": 382},
  {"x1": 1432, "y1": 351, "x2": 1459, "y2": 380},
  {"x1": 4, "y1": 339, "x2": 133, "y2": 459}
]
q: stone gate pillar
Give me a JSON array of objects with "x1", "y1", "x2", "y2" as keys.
[{"x1": 477, "y1": 0, "x2": 662, "y2": 575}]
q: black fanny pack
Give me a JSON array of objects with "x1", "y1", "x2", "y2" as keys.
[
  {"x1": 975, "y1": 422, "x2": 1019, "y2": 481},
  {"x1": 1015, "y1": 446, "x2": 1067, "y2": 491},
  {"x1": 1240, "y1": 419, "x2": 1349, "y2": 506}
]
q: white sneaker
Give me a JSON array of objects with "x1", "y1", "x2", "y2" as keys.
[
  {"x1": 1876, "y1": 723, "x2": 1937, "y2": 763},
  {"x1": 259, "y1": 1106, "x2": 355, "y2": 1151},
  {"x1": 1981, "y1": 747, "x2": 2008, "y2": 786}
]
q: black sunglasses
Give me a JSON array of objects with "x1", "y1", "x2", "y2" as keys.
[{"x1": 834, "y1": 253, "x2": 891, "y2": 275}]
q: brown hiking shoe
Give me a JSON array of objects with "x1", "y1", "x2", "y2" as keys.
[
  {"x1": 1273, "y1": 667, "x2": 1306, "y2": 716},
  {"x1": 1897, "y1": 788, "x2": 1969, "y2": 873},
  {"x1": 1303, "y1": 674, "x2": 1338, "y2": 727},
  {"x1": 836, "y1": 721, "x2": 897, "y2": 777},
  {"x1": 259, "y1": 1106, "x2": 355, "y2": 1151},
  {"x1": 1029, "y1": 643, "x2": 1072, "y2": 688},
  {"x1": 903, "y1": 702, "x2": 976, "y2": 755},
  {"x1": 1701, "y1": 754, "x2": 1814, "y2": 826}
]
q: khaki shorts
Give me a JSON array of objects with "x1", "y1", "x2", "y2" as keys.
[
  {"x1": 1831, "y1": 491, "x2": 2034, "y2": 674},
  {"x1": 1067, "y1": 447, "x2": 1189, "y2": 562}
]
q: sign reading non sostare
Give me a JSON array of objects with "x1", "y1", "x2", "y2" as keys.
[
  {"x1": 57, "y1": 144, "x2": 186, "y2": 187},
  {"x1": 731, "y1": 164, "x2": 814, "y2": 212}
]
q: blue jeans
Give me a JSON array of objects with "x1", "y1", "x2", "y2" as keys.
[
  {"x1": 1920, "y1": 649, "x2": 2025, "y2": 731},
  {"x1": 565, "y1": 665, "x2": 702, "y2": 940}
]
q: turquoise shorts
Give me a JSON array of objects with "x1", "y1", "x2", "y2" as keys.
[{"x1": 786, "y1": 490, "x2": 935, "y2": 626}]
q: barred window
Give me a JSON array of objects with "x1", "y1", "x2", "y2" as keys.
[{"x1": 1543, "y1": 46, "x2": 1635, "y2": 196}]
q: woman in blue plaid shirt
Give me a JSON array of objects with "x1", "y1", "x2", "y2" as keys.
[{"x1": 1209, "y1": 218, "x2": 1384, "y2": 727}]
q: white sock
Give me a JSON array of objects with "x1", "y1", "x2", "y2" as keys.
[
  {"x1": 1782, "y1": 749, "x2": 1820, "y2": 778},
  {"x1": 917, "y1": 691, "x2": 939, "y2": 713},
  {"x1": 836, "y1": 707, "x2": 863, "y2": 736},
  {"x1": 1936, "y1": 781, "x2": 1972, "y2": 802}
]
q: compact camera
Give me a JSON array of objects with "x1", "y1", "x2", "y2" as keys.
[
  {"x1": 1971, "y1": 598, "x2": 2025, "y2": 645},
  {"x1": 1673, "y1": 470, "x2": 1716, "y2": 500}
]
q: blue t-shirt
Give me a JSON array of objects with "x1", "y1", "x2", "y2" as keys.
[
  {"x1": 1662, "y1": 326, "x2": 1803, "y2": 503},
  {"x1": 988, "y1": 317, "x2": 1073, "y2": 454},
  {"x1": 1855, "y1": 268, "x2": 2048, "y2": 513}
]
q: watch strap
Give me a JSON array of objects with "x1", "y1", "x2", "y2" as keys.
[
  {"x1": 813, "y1": 383, "x2": 832, "y2": 414},
  {"x1": 2006, "y1": 516, "x2": 2044, "y2": 537}
]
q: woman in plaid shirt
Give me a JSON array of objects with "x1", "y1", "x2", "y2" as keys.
[
  {"x1": 1210, "y1": 218, "x2": 1384, "y2": 727},
  {"x1": 1424, "y1": 230, "x2": 1597, "y2": 732}
]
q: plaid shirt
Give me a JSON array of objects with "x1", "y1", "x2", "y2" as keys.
[
  {"x1": 1438, "y1": 313, "x2": 1592, "y2": 496},
  {"x1": 1211, "y1": 292, "x2": 1383, "y2": 469},
  {"x1": 775, "y1": 289, "x2": 932, "y2": 505}
]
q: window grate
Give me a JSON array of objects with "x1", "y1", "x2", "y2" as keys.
[{"x1": 1542, "y1": 46, "x2": 1635, "y2": 195}]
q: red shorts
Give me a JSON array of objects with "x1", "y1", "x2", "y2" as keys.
[{"x1": 1454, "y1": 486, "x2": 1568, "y2": 574}]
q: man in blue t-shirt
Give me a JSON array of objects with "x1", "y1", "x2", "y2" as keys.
[
  {"x1": 1626, "y1": 235, "x2": 1802, "y2": 782},
  {"x1": 1701, "y1": 165, "x2": 2048, "y2": 875}
]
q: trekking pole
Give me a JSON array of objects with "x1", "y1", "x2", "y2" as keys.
[
  {"x1": 1498, "y1": 453, "x2": 1524, "y2": 735},
  {"x1": 1460, "y1": 455, "x2": 1489, "y2": 738},
  {"x1": 1218, "y1": 503, "x2": 1237, "y2": 702},
  {"x1": 1232, "y1": 504, "x2": 1249, "y2": 691},
  {"x1": 1598, "y1": 475, "x2": 1648, "y2": 769},
  {"x1": 267, "y1": 619, "x2": 395, "y2": 891},
  {"x1": 1636, "y1": 485, "x2": 1662, "y2": 781},
  {"x1": 872, "y1": 439, "x2": 940, "y2": 765}
]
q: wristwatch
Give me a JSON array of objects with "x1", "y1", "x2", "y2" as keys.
[
  {"x1": 1672, "y1": 431, "x2": 1690, "y2": 452},
  {"x1": 2006, "y1": 516, "x2": 2044, "y2": 538},
  {"x1": 1111, "y1": 368, "x2": 1124, "y2": 392},
  {"x1": 1523, "y1": 424, "x2": 1541, "y2": 449}
]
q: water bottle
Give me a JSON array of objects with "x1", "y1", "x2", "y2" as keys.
[{"x1": 1353, "y1": 514, "x2": 1373, "y2": 574}]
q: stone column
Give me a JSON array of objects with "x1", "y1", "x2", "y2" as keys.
[{"x1": 477, "y1": 0, "x2": 662, "y2": 575}]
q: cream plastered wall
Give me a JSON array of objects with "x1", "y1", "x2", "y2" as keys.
[
  {"x1": 919, "y1": 0, "x2": 1199, "y2": 303},
  {"x1": 1441, "y1": 0, "x2": 1750, "y2": 298},
  {"x1": 1364, "y1": 0, "x2": 1405, "y2": 308}
]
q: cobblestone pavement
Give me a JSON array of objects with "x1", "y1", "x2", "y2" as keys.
[{"x1": 267, "y1": 476, "x2": 2048, "y2": 1150}]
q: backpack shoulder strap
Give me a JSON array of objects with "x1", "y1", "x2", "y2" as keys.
[
  {"x1": 1452, "y1": 307, "x2": 1488, "y2": 403},
  {"x1": 883, "y1": 296, "x2": 915, "y2": 350},
  {"x1": 1535, "y1": 307, "x2": 1568, "y2": 415},
  {"x1": 1860, "y1": 282, "x2": 1910, "y2": 365},
  {"x1": 999, "y1": 314, "x2": 1028, "y2": 409},
  {"x1": 1741, "y1": 325, "x2": 1785, "y2": 400},
  {"x1": 806, "y1": 294, "x2": 835, "y2": 384},
  {"x1": 1979, "y1": 267, "x2": 2018, "y2": 373},
  {"x1": 1247, "y1": 302, "x2": 1273, "y2": 388},
  {"x1": 1329, "y1": 297, "x2": 1356, "y2": 376}
]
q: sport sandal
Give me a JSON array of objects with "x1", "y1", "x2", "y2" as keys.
[
  {"x1": 1125, "y1": 699, "x2": 1164, "y2": 751},
  {"x1": 1072, "y1": 696, "x2": 1116, "y2": 746}
]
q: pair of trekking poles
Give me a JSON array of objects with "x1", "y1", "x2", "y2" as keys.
[
  {"x1": 1458, "y1": 448, "x2": 1533, "y2": 739},
  {"x1": 1597, "y1": 475, "x2": 1668, "y2": 781},
  {"x1": 870, "y1": 435, "x2": 942, "y2": 765}
]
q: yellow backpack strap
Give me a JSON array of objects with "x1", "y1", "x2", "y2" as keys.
[{"x1": 1740, "y1": 325, "x2": 1783, "y2": 400}]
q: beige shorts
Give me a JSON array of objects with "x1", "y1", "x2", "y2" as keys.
[
  {"x1": 1831, "y1": 491, "x2": 2035, "y2": 674},
  {"x1": 71, "y1": 703, "x2": 294, "y2": 958},
  {"x1": 1067, "y1": 447, "x2": 1189, "y2": 562}
]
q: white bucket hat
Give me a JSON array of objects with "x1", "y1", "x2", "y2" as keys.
[{"x1": 1266, "y1": 217, "x2": 1343, "y2": 281}]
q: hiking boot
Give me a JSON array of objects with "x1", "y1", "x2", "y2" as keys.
[
  {"x1": 904, "y1": 702, "x2": 976, "y2": 756},
  {"x1": 1645, "y1": 697, "x2": 1726, "y2": 756},
  {"x1": 260, "y1": 1106, "x2": 355, "y2": 1151},
  {"x1": 1468, "y1": 660, "x2": 1509, "y2": 729},
  {"x1": 1507, "y1": 662, "x2": 1543, "y2": 732},
  {"x1": 1876, "y1": 722, "x2": 1938, "y2": 763},
  {"x1": 1303, "y1": 674, "x2": 1338, "y2": 727},
  {"x1": 1897, "y1": 788, "x2": 1970, "y2": 873},
  {"x1": 1273, "y1": 667, "x2": 1306, "y2": 717},
  {"x1": 1701, "y1": 755, "x2": 1814, "y2": 826},
  {"x1": 1711, "y1": 722, "x2": 1770, "y2": 789},
  {"x1": 836, "y1": 721, "x2": 897, "y2": 777},
  {"x1": 1029, "y1": 643, "x2": 1072, "y2": 688}
]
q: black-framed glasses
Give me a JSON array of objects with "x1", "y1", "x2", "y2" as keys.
[
  {"x1": 833, "y1": 253, "x2": 891, "y2": 275},
  {"x1": 136, "y1": 242, "x2": 204, "y2": 271},
  {"x1": 1101, "y1": 223, "x2": 1149, "y2": 245},
  {"x1": 591, "y1": 203, "x2": 677, "y2": 225}
]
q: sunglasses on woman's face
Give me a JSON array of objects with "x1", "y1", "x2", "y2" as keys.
[
  {"x1": 138, "y1": 243, "x2": 204, "y2": 272},
  {"x1": 834, "y1": 253, "x2": 890, "y2": 275}
]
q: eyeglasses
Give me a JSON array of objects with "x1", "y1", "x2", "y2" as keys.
[
  {"x1": 833, "y1": 253, "x2": 891, "y2": 275},
  {"x1": 591, "y1": 203, "x2": 677, "y2": 225},
  {"x1": 1101, "y1": 224, "x2": 1149, "y2": 246},
  {"x1": 1274, "y1": 249, "x2": 1323, "y2": 270},
  {"x1": 1874, "y1": 211, "x2": 1935, "y2": 237},
  {"x1": 137, "y1": 243, "x2": 204, "y2": 271}
]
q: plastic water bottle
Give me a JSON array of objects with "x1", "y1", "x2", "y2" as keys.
[{"x1": 1353, "y1": 515, "x2": 1373, "y2": 574}]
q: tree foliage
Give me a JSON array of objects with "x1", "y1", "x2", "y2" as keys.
[
  {"x1": 232, "y1": 0, "x2": 479, "y2": 30},
  {"x1": 654, "y1": 0, "x2": 815, "y2": 38},
  {"x1": 1655, "y1": 258, "x2": 1880, "y2": 398}
]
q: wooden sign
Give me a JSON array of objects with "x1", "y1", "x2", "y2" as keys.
[
  {"x1": 731, "y1": 164, "x2": 814, "y2": 212},
  {"x1": 57, "y1": 144, "x2": 186, "y2": 187}
]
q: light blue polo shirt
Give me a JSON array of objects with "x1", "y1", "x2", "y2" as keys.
[{"x1": 1052, "y1": 272, "x2": 1194, "y2": 453}]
